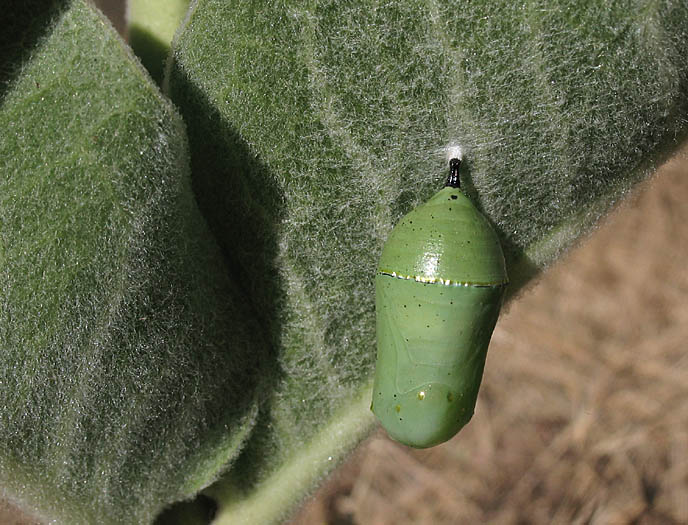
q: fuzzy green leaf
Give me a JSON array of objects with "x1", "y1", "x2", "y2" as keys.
[
  {"x1": 165, "y1": 1, "x2": 688, "y2": 523},
  {"x1": 0, "y1": 1, "x2": 266, "y2": 523}
]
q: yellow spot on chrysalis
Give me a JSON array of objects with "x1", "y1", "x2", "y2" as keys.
[
  {"x1": 395, "y1": 405, "x2": 401, "y2": 413},
  {"x1": 417, "y1": 391, "x2": 426, "y2": 401}
]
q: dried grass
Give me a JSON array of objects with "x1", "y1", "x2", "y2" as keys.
[{"x1": 293, "y1": 151, "x2": 688, "y2": 525}]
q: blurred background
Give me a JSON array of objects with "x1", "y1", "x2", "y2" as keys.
[{"x1": 2, "y1": 2, "x2": 687, "y2": 523}]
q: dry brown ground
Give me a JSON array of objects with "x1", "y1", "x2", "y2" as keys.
[{"x1": 291, "y1": 153, "x2": 688, "y2": 525}]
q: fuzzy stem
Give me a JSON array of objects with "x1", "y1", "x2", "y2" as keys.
[
  {"x1": 209, "y1": 382, "x2": 375, "y2": 525},
  {"x1": 126, "y1": 0, "x2": 190, "y2": 84}
]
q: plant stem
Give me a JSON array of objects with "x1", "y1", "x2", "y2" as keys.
[
  {"x1": 209, "y1": 382, "x2": 375, "y2": 525},
  {"x1": 127, "y1": 0, "x2": 190, "y2": 84}
]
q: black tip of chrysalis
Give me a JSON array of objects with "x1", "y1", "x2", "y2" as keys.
[{"x1": 445, "y1": 158, "x2": 461, "y2": 188}]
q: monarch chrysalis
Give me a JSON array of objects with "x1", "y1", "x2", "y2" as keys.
[{"x1": 371, "y1": 158, "x2": 508, "y2": 448}]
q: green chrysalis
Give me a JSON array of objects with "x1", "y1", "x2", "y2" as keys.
[{"x1": 371, "y1": 158, "x2": 508, "y2": 448}]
